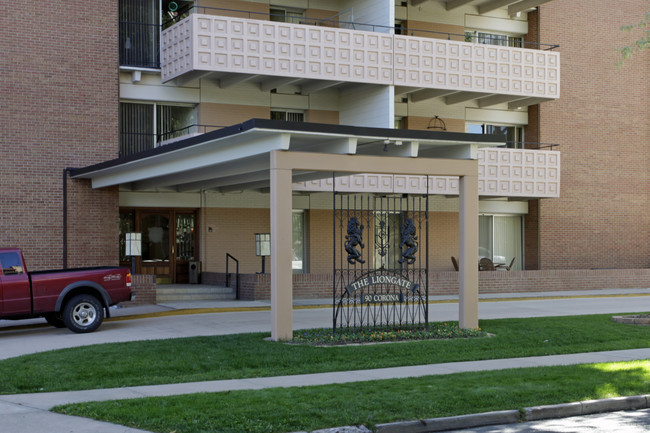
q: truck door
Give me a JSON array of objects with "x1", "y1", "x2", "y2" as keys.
[{"x1": 0, "y1": 252, "x2": 31, "y2": 315}]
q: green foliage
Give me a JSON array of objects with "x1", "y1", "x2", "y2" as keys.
[
  {"x1": 0, "y1": 313, "x2": 648, "y2": 394},
  {"x1": 293, "y1": 322, "x2": 486, "y2": 344},
  {"x1": 618, "y1": 12, "x2": 650, "y2": 66},
  {"x1": 54, "y1": 361, "x2": 650, "y2": 433}
]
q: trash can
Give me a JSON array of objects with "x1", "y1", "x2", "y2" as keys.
[{"x1": 188, "y1": 261, "x2": 200, "y2": 284}]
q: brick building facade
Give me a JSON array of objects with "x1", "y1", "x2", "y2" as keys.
[{"x1": 1, "y1": 0, "x2": 648, "y2": 301}]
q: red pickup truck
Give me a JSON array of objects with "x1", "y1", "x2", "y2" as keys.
[{"x1": 0, "y1": 248, "x2": 132, "y2": 333}]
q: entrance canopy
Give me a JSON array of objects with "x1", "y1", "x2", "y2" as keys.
[
  {"x1": 72, "y1": 119, "x2": 505, "y2": 340},
  {"x1": 71, "y1": 119, "x2": 503, "y2": 191}
]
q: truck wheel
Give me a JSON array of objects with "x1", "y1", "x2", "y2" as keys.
[
  {"x1": 63, "y1": 294, "x2": 104, "y2": 333},
  {"x1": 44, "y1": 313, "x2": 66, "y2": 328}
]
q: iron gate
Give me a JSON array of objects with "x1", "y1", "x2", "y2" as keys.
[{"x1": 333, "y1": 192, "x2": 429, "y2": 331}]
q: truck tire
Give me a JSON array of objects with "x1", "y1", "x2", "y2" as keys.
[
  {"x1": 44, "y1": 313, "x2": 66, "y2": 328},
  {"x1": 62, "y1": 294, "x2": 104, "y2": 333}
]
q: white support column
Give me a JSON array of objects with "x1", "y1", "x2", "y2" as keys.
[
  {"x1": 458, "y1": 174, "x2": 479, "y2": 329},
  {"x1": 270, "y1": 152, "x2": 294, "y2": 341}
]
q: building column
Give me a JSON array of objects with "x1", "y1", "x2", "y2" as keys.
[
  {"x1": 458, "y1": 174, "x2": 479, "y2": 329},
  {"x1": 270, "y1": 152, "x2": 294, "y2": 341}
]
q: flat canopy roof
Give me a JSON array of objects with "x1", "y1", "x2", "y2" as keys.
[{"x1": 72, "y1": 119, "x2": 504, "y2": 192}]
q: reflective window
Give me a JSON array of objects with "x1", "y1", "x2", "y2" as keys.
[
  {"x1": 142, "y1": 215, "x2": 170, "y2": 262},
  {"x1": 0, "y1": 252, "x2": 24, "y2": 276},
  {"x1": 292, "y1": 211, "x2": 306, "y2": 272},
  {"x1": 468, "y1": 123, "x2": 524, "y2": 149},
  {"x1": 479, "y1": 215, "x2": 522, "y2": 270}
]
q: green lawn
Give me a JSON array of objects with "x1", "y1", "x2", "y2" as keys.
[
  {"x1": 54, "y1": 360, "x2": 650, "y2": 433},
  {"x1": 0, "y1": 313, "x2": 648, "y2": 394}
]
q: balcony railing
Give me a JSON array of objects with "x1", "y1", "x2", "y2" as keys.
[
  {"x1": 161, "y1": 12, "x2": 560, "y2": 103},
  {"x1": 294, "y1": 147, "x2": 560, "y2": 199},
  {"x1": 119, "y1": 124, "x2": 224, "y2": 158},
  {"x1": 164, "y1": 6, "x2": 559, "y2": 51}
]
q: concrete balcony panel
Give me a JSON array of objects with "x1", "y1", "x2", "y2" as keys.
[
  {"x1": 161, "y1": 14, "x2": 560, "y2": 104},
  {"x1": 293, "y1": 148, "x2": 560, "y2": 199},
  {"x1": 162, "y1": 14, "x2": 394, "y2": 86}
]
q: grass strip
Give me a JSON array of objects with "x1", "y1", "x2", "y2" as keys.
[
  {"x1": 54, "y1": 360, "x2": 650, "y2": 433},
  {"x1": 0, "y1": 313, "x2": 648, "y2": 394}
]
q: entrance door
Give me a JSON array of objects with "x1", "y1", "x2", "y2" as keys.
[
  {"x1": 174, "y1": 213, "x2": 196, "y2": 283},
  {"x1": 140, "y1": 213, "x2": 172, "y2": 283},
  {"x1": 120, "y1": 209, "x2": 197, "y2": 284}
]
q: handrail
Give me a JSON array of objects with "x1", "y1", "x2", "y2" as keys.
[
  {"x1": 226, "y1": 253, "x2": 240, "y2": 300},
  {"x1": 162, "y1": 5, "x2": 560, "y2": 51},
  {"x1": 501, "y1": 141, "x2": 561, "y2": 150}
]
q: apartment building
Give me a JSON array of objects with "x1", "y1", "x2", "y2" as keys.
[{"x1": 2, "y1": 0, "x2": 648, "y2": 302}]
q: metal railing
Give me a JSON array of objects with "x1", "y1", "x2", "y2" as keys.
[
  {"x1": 162, "y1": 6, "x2": 559, "y2": 51},
  {"x1": 119, "y1": 125, "x2": 225, "y2": 158},
  {"x1": 225, "y1": 253, "x2": 240, "y2": 300}
]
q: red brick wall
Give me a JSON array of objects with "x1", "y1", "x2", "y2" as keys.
[
  {"x1": 1, "y1": 1, "x2": 120, "y2": 269},
  {"x1": 126, "y1": 274, "x2": 157, "y2": 305},
  {"x1": 537, "y1": 0, "x2": 649, "y2": 269},
  {"x1": 215, "y1": 269, "x2": 650, "y2": 300}
]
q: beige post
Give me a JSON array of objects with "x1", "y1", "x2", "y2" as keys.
[
  {"x1": 458, "y1": 174, "x2": 479, "y2": 329},
  {"x1": 270, "y1": 152, "x2": 294, "y2": 341}
]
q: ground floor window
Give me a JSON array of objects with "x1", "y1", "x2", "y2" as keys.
[
  {"x1": 479, "y1": 215, "x2": 523, "y2": 270},
  {"x1": 292, "y1": 210, "x2": 306, "y2": 273}
]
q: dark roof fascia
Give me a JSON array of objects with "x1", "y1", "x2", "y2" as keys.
[{"x1": 71, "y1": 118, "x2": 503, "y2": 177}]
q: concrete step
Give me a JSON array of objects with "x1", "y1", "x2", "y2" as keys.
[{"x1": 155, "y1": 285, "x2": 236, "y2": 302}]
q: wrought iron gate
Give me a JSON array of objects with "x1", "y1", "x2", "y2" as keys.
[{"x1": 333, "y1": 193, "x2": 429, "y2": 331}]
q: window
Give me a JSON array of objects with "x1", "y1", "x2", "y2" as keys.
[
  {"x1": 120, "y1": 102, "x2": 196, "y2": 156},
  {"x1": 479, "y1": 215, "x2": 522, "y2": 270},
  {"x1": 292, "y1": 211, "x2": 306, "y2": 273},
  {"x1": 271, "y1": 110, "x2": 305, "y2": 122},
  {"x1": 468, "y1": 123, "x2": 524, "y2": 149},
  {"x1": 0, "y1": 252, "x2": 24, "y2": 276},
  {"x1": 270, "y1": 7, "x2": 304, "y2": 24},
  {"x1": 395, "y1": 20, "x2": 406, "y2": 35},
  {"x1": 119, "y1": 0, "x2": 160, "y2": 68},
  {"x1": 465, "y1": 31, "x2": 523, "y2": 48}
]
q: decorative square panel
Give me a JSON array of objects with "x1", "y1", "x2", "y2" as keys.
[
  {"x1": 231, "y1": 38, "x2": 244, "y2": 52},
  {"x1": 214, "y1": 53, "x2": 228, "y2": 68},
  {"x1": 263, "y1": 58, "x2": 275, "y2": 71},
  {"x1": 263, "y1": 24, "x2": 275, "y2": 38},
  {"x1": 262, "y1": 41, "x2": 276, "y2": 55},
  {"x1": 231, "y1": 21, "x2": 244, "y2": 35}
]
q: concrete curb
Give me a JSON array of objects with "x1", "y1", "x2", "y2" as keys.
[
  {"x1": 525, "y1": 394, "x2": 650, "y2": 421},
  {"x1": 375, "y1": 410, "x2": 520, "y2": 432},
  {"x1": 308, "y1": 395, "x2": 650, "y2": 433}
]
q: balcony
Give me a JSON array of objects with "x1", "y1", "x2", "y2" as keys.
[
  {"x1": 293, "y1": 147, "x2": 560, "y2": 199},
  {"x1": 161, "y1": 10, "x2": 560, "y2": 107}
]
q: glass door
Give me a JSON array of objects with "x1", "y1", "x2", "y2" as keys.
[
  {"x1": 140, "y1": 213, "x2": 172, "y2": 283},
  {"x1": 174, "y1": 213, "x2": 196, "y2": 283}
]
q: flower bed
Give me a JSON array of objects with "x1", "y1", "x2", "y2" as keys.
[{"x1": 292, "y1": 322, "x2": 486, "y2": 345}]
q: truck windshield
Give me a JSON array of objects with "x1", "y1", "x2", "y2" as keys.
[{"x1": 0, "y1": 252, "x2": 24, "y2": 275}]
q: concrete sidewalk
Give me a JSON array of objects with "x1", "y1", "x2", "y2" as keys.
[{"x1": 1, "y1": 348, "x2": 650, "y2": 433}]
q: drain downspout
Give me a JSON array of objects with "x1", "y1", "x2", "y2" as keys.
[{"x1": 62, "y1": 167, "x2": 76, "y2": 269}]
